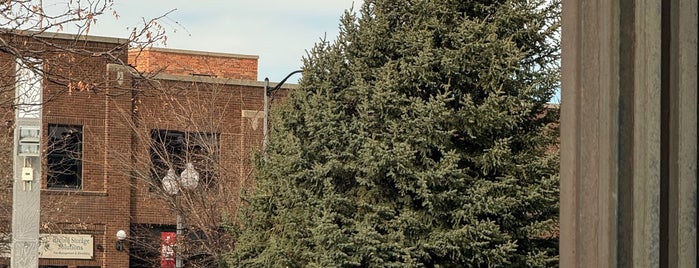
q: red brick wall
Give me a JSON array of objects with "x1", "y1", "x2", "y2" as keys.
[
  {"x1": 0, "y1": 33, "x2": 132, "y2": 267},
  {"x1": 129, "y1": 78, "x2": 265, "y2": 225},
  {"x1": 0, "y1": 33, "x2": 274, "y2": 267},
  {"x1": 128, "y1": 48, "x2": 259, "y2": 80}
]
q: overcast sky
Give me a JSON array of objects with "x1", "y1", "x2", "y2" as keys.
[{"x1": 85, "y1": 0, "x2": 363, "y2": 84}]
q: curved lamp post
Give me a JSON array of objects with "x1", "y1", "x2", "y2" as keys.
[
  {"x1": 162, "y1": 163, "x2": 199, "y2": 268},
  {"x1": 263, "y1": 70, "x2": 302, "y2": 157}
]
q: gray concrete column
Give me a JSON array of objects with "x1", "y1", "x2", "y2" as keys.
[
  {"x1": 626, "y1": 1, "x2": 662, "y2": 267},
  {"x1": 10, "y1": 152, "x2": 41, "y2": 267},
  {"x1": 664, "y1": 0, "x2": 697, "y2": 267},
  {"x1": 560, "y1": 0, "x2": 622, "y2": 266},
  {"x1": 11, "y1": 59, "x2": 43, "y2": 267},
  {"x1": 561, "y1": 0, "x2": 697, "y2": 267}
]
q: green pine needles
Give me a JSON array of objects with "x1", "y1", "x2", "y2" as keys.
[{"x1": 229, "y1": 0, "x2": 560, "y2": 267}]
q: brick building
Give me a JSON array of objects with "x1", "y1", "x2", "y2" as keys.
[{"x1": 0, "y1": 32, "x2": 288, "y2": 267}]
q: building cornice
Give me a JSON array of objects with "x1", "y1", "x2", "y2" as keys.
[
  {"x1": 129, "y1": 47, "x2": 259, "y2": 60},
  {"x1": 1, "y1": 29, "x2": 128, "y2": 45}
]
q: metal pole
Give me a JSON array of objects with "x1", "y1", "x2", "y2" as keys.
[
  {"x1": 175, "y1": 213, "x2": 183, "y2": 268},
  {"x1": 263, "y1": 77, "x2": 269, "y2": 159},
  {"x1": 262, "y1": 70, "x2": 301, "y2": 160}
]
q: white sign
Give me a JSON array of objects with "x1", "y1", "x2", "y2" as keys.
[{"x1": 39, "y1": 234, "x2": 93, "y2": 259}]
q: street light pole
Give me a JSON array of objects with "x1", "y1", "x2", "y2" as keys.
[
  {"x1": 263, "y1": 77, "x2": 269, "y2": 155},
  {"x1": 162, "y1": 163, "x2": 199, "y2": 268},
  {"x1": 175, "y1": 213, "x2": 183, "y2": 268},
  {"x1": 263, "y1": 70, "x2": 302, "y2": 158}
]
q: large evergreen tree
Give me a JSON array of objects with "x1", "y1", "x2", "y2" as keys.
[{"x1": 229, "y1": 0, "x2": 560, "y2": 267}]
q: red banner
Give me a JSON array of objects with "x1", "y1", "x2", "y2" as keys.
[{"x1": 160, "y1": 232, "x2": 176, "y2": 268}]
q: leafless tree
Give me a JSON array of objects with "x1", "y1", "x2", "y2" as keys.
[
  {"x1": 0, "y1": 108, "x2": 12, "y2": 257},
  {"x1": 0, "y1": 0, "x2": 176, "y2": 259},
  {"x1": 0, "y1": 0, "x2": 174, "y2": 107},
  {"x1": 103, "y1": 74, "x2": 258, "y2": 267}
]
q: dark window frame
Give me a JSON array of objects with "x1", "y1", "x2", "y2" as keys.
[
  {"x1": 149, "y1": 129, "x2": 220, "y2": 190},
  {"x1": 47, "y1": 124, "x2": 82, "y2": 190}
]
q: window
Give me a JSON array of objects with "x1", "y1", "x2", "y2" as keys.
[
  {"x1": 47, "y1": 124, "x2": 82, "y2": 189},
  {"x1": 150, "y1": 130, "x2": 219, "y2": 190}
]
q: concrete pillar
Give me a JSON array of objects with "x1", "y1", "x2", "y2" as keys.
[
  {"x1": 560, "y1": 0, "x2": 624, "y2": 266},
  {"x1": 560, "y1": 0, "x2": 697, "y2": 267},
  {"x1": 664, "y1": 1, "x2": 697, "y2": 267},
  {"x1": 11, "y1": 59, "x2": 42, "y2": 267}
]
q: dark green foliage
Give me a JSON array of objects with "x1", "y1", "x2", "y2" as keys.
[{"x1": 229, "y1": 0, "x2": 560, "y2": 267}]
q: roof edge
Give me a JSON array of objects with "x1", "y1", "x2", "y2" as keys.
[
  {"x1": 129, "y1": 47, "x2": 259, "y2": 60},
  {"x1": 151, "y1": 72, "x2": 297, "y2": 89},
  {"x1": 1, "y1": 29, "x2": 128, "y2": 45}
]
